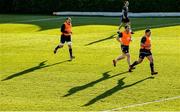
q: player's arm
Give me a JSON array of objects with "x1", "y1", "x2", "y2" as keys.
[
  {"x1": 141, "y1": 37, "x2": 151, "y2": 48},
  {"x1": 117, "y1": 32, "x2": 123, "y2": 44},
  {"x1": 141, "y1": 37, "x2": 146, "y2": 47},
  {"x1": 130, "y1": 36, "x2": 133, "y2": 41},
  {"x1": 122, "y1": 9, "x2": 125, "y2": 19},
  {"x1": 61, "y1": 24, "x2": 67, "y2": 33}
]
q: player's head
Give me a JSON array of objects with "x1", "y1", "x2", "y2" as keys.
[
  {"x1": 66, "y1": 17, "x2": 72, "y2": 23},
  {"x1": 124, "y1": 0, "x2": 129, "y2": 7},
  {"x1": 124, "y1": 25, "x2": 130, "y2": 32},
  {"x1": 145, "y1": 29, "x2": 151, "y2": 37}
]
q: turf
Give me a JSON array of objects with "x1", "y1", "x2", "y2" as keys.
[{"x1": 0, "y1": 14, "x2": 180, "y2": 111}]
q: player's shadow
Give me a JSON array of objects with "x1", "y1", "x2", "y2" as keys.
[
  {"x1": 63, "y1": 71, "x2": 129, "y2": 97},
  {"x1": 85, "y1": 34, "x2": 116, "y2": 46},
  {"x1": 83, "y1": 76, "x2": 154, "y2": 106},
  {"x1": 1, "y1": 60, "x2": 70, "y2": 81}
]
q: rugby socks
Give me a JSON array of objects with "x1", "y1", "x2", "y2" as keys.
[
  {"x1": 150, "y1": 62, "x2": 154, "y2": 72},
  {"x1": 54, "y1": 45, "x2": 62, "y2": 54},
  {"x1": 131, "y1": 61, "x2": 138, "y2": 67},
  {"x1": 69, "y1": 48, "x2": 73, "y2": 57},
  {"x1": 54, "y1": 46, "x2": 59, "y2": 54},
  {"x1": 55, "y1": 45, "x2": 60, "y2": 50},
  {"x1": 150, "y1": 62, "x2": 158, "y2": 75}
]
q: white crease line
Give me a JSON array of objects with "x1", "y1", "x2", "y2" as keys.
[{"x1": 103, "y1": 96, "x2": 180, "y2": 112}]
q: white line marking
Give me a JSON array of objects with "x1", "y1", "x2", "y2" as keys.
[
  {"x1": 13, "y1": 16, "x2": 115, "y2": 23},
  {"x1": 103, "y1": 96, "x2": 180, "y2": 111},
  {"x1": 15, "y1": 17, "x2": 65, "y2": 23}
]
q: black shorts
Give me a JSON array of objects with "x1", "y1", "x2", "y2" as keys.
[
  {"x1": 61, "y1": 35, "x2": 71, "y2": 44},
  {"x1": 139, "y1": 49, "x2": 152, "y2": 59},
  {"x1": 121, "y1": 45, "x2": 129, "y2": 54},
  {"x1": 121, "y1": 17, "x2": 130, "y2": 23}
]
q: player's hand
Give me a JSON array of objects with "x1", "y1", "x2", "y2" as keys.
[
  {"x1": 120, "y1": 41, "x2": 123, "y2": 45},
  {"x1": 130, "y1": 38, "x2": 133, "y2": 41}
]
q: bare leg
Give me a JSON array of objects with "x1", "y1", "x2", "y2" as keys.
[
  {"x1": 125, "y1": 53, "x2": 131, "y2": 67},
  {"x1": 113, "y1": 53, "x2": 125, "y2": 67},
  {"x1": 115, "y1": 53, "x2": 125, "y2": 62}
]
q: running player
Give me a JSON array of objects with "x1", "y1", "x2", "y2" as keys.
[
  {"x1": 118, "y1": 0, "x2": 134, "y2": 34},
  {"x1": 54, "y1": 17, "x2": 75, "y2": 60},
  {"x1": 113, "y1": 25, "x2": 133, "y2": 72},
  {"x1": 130, "y1": 29, "x2": 158, "y2": 75}
]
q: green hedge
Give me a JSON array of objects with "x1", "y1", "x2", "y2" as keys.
[{"x1": 0, "y1": 0, "x2": 179, "y2": 14}]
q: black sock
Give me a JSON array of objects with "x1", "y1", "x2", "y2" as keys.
[
  {"x1": 150, "y1": 62, "x2": 154, "y2": 72},
  {"x1": 55, "y1": 45, "x2": 60, "y2": 50},
  {"x1": 131, "y1": 61, "x2": 138, "y2": 67},
  {"x1": 69, "y1": 48, "x2": 72, "y2": 57}
]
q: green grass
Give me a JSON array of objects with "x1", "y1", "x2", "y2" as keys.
[{"x1": 0, "y1": 15, "x2": 180, "y2": 111}]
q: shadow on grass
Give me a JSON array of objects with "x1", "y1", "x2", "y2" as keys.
[
  {"x1": 63, "y1": 71, "x2": 129, "y2": 97},
  {"x1": 1, "y1": 16, "x2": 179, "y2": 46},
  {"x1": 83, "y1": 76, "x2": 154, "y2": 106},
  {"x1": 85, "y1": 34, "x2": 116, "y2": 46},
  {"x1": 1, "y1": 60, "x2": 71, "y2": 81},
  {"x1": 84, "y1": 22, "x2": 180, "y2": 46}
]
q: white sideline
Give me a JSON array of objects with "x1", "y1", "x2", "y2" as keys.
[
  {"x1": 53, "y1": 12, "x2": 180, "y2": 17},
  {"x1": 15, "y1": 16, "x2": 119, "y2": 23},
  {"x1": 14, "y1": 16, "x2": 118, "y2": 23},
  {"x1": 103, "y1": 96, "x2": 180, "y2": 111},
  {"x1": 16, "y1": 17, "x2": 65, "y2": 23}
]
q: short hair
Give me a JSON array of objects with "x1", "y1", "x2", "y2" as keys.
[
  {"x1": 66, "y1": 17, "x2": 71, "y2": 21},
  {"x1": 125, "y1": 25, "x2": 129, "y2": 29},
  {"x1": 124, "y1": 0, "x2": 129, "y2": 3},
  {"x1": 145, "y1": 29, "x2": 151, "y2": 33}
]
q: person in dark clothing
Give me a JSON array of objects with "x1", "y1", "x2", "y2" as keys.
[
  {"x1": 129, "y1": 29, "x2": 158, "y2": 75},
  {"x1": 54, "y1": 17, "x2": 75, "y2": 60},
  {"x1": 118, "y1": 0, "x2": 134, "y2": 34}
]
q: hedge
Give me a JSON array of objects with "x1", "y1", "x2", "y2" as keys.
[{"x1": 0, "y1": 0, "x2": 179, "y2": 14}]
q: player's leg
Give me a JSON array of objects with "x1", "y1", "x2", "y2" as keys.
[
  {"x1": 113, "y1": 53, "x2": 126, "y2": 67},
  {"x1": 125, "y1": 53, "x2": 132, "y2": 72},
  {"x1": 131, "y1": 58, "x2": 143, "y2": 67},
  {"x1": 147, "y1": 55, "x2": 158, "y2": 75},
  {"x1": 130, "y1": 51, "x2": 145, "y2": 70},
  {"x1": 116, "y1": 53, "x2": 126, "y2": 61},
  {"x1": 67, "y1": 36, "x2": 75, "y2": 60},
  {"x1": 54, "y1": 44, "x2": 64, "y2": 54},
  {"x1": 54, "y1": 36, "x2": 65, "y2": 54},
  {"x1": 118, "y1": 23, "x2": 125, "y2": 30},
  {"x1": 126, "y1": 53, "x2": 131, "y2": 66},
  {"x1": 129, "y1": 58, "x2": 143, "y2": 72}
]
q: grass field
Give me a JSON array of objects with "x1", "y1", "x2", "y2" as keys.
[{"x1": 0, "y1": 14, "x2": 180, "y2": 111}]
